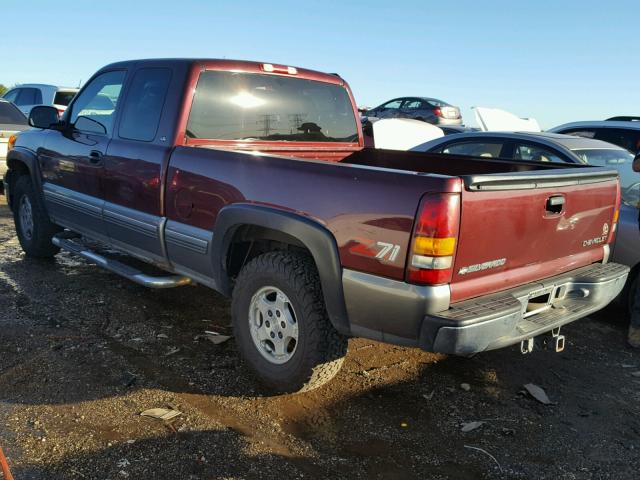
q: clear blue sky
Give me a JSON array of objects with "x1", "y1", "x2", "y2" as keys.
[{"x1": 1, "y1": 0, "x2": 637, "y2": 128}]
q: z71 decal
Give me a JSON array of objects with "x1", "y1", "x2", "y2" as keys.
[{"x1": 349, "y1": 238, "x2": 402, "y2": 263}]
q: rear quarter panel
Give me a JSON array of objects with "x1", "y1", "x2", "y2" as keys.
[{"x1": 165, "y1": 146, "x2": 461, "y2": 280}]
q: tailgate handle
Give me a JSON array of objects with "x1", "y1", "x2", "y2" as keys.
[{"x1": 546, "y1": 195, "x2": 565, "y2": 214}]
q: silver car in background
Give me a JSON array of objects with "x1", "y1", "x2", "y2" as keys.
[
  {"x1": 550, "y1": 119, "x2": 640, "y2": 314},
  {"x1": 2, "y1": 83, "x2": 78, "y2": 117},
  {"x1": 414, "y1": 129, "x2": 640, "y2": 315},
  {"x1": 411, "y1": 131, "x2": 630, "y2": 164},
  {"x1": 550, "y1": 118, "x2": 640, "y2": 154},
  {"x1": 363, "y1": 96, "x2": 463, "y2": 125},
  {"x1": 0, "y1": 99, "x2": 29, "y2": 192}
]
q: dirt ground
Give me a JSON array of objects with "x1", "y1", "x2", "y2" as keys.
[{"x1": 0, "y1": 197, "x2": 639, "y2": 480}]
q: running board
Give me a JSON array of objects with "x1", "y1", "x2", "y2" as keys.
[{"x1": 52, "y1": 235, "x2": 193, "y2": 289}]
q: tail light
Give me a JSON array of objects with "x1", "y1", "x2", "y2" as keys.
[
  {"x1": 406, "y1": 193, "x2": 460, "y2": 285},
  {"x1": 433, "y1": 107, "x2": 442, "y2": 118},
  {"x1": 610, "y1": 180, "x2": 621, "y2": 239}
]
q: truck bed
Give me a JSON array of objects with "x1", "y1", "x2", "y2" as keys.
[{"x1": 167, "y1": 146, "x2": 619, "y2": 302}]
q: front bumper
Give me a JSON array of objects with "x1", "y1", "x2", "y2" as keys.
[{"x1": 343, "y1": 262, "x2": 629, "y2": 355}]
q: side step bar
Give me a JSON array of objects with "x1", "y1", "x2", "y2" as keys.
[{"x1": 52, "y1": 235, "x2": 193, "y2": 289}]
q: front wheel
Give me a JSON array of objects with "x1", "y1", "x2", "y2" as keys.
[
  {"x1": 12, "y1": 176, "x2": 61, "y2": 258},
  {"x1": 232, "y1": 251, "x2": 348, "y2": 393}
]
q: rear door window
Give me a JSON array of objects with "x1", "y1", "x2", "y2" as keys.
[
  {"x1": 402, "y1": 100, "x2": 422, "y2": 110},
  {"x1": 15, "y1": 88, "x2": 42, "y2": 106},
  {"x1": 441, "y1": 141, "x2": 504, "y2": 158},
  {"x1": 119, "y1": 68, "x2": 172, "y2": 142},
  {"x1": 187, "y1": 70, "x2": 358, "y2": 142}
]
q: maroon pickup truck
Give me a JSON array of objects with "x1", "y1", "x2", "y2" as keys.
[{"x1": 4, "y1": 59, "x2": 629, "y2": 393}]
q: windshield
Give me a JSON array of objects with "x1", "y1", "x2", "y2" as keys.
[
  {"x1": 0, "y1": 102, "x2": 27, "y2": 126},
  {"x1": 573, "y1": 148, "x2": 639, "y2": 208},
  {"x1": 186, "y1": 71, "x2": 359, "y2": 143}
]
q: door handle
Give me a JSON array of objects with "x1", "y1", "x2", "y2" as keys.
[
  {"x1": 88, "y1": 150, "x2": 103, "y2": 165},
  {"x1": 546, "y1": 195, "x2": 565, "y2": 214}
]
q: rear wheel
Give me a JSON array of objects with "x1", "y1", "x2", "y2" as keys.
[
  {"x1": 13, "y1": 176, "x2": 60, "y2": 258},
  {"x1": 232, "y1": 251, "x2": 348, "y2": 393}
]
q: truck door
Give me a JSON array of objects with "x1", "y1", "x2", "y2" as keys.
[
  {"x1": 102, "y1": 66, "x2": 174, "y2": 265},
  {"x1": 39, "y1": 70, "x2": 126, "y2": 240}
]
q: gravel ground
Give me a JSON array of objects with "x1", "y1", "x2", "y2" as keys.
[{"x1": 0, "y1": 197, "x2": 639, "y2": 479}]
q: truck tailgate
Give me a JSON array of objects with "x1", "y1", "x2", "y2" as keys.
[{"x1": 450, "y1": 169, "x2": 620, "y2": 302}]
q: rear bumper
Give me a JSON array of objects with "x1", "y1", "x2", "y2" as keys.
[{"x1": 343, "y1": 262, "x2": 629, "y2": 355}]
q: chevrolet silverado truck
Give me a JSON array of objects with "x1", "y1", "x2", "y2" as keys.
[{"x1": 4, "y1": 59, "x2": 629, "y2": 393}]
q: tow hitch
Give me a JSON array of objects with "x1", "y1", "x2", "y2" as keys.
[
  {"x1": 551, "y1": 327, "x2": 565, "y2": 352},
  {"x1": 521, "y1": 338, "x2": 534, "y2": 354},
  {"x1": 520, "y1": 327, "x2": 565, "y2": 354}
]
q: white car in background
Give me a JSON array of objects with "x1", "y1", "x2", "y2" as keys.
[{"x1": 2, "y1": 84, "x2": 78, "y2": 117}]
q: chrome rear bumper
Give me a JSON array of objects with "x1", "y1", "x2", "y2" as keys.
[
  {"x1": 422, "y1": 263, "x2": 629, "y2": 354},
  {"x1": 343, "y1": 263, "x2": 629, "y2": 355}
]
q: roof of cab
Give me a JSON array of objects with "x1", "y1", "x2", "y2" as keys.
[{"x1": 98, "y1": 58, "x2": 345, "y2": 85}]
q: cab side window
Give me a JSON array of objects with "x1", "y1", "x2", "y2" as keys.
[
  {"x1": 119, "y1": 68, "x2": 172, "y2": 142},
  {"x1": 69, "y1": 70, "x2": 126, "y2": 136}
]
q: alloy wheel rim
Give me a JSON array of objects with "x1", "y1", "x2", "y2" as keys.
[
  {"x1": 19, "y1": 195, "x2": 34, "y2": 241},
  {"x1": 248, "y1": 286, "x2": 299, "y2": 365}
]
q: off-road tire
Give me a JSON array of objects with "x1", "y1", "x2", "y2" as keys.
[
  {"x1": 13, "y1": 176, "x2": 60, "y2": 258},
  {"x1": 232, "y1": 251, "x2": 348, "y2": 393}
]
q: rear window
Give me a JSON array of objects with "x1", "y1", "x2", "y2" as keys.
[
  {"x1": 441, "y1": 141, "x2": 503, "y2": 158},
  {"x1": 0, "y1": 102, "x2": 27, "y2": 125},
  {"x1": 186, "y1": 71, "x2": 358, "y2": 143},
  {"x1": 54, "y1": 91, "x2": 76, "y2": 106},
  {"x1": 426, "y1": 98, "x2": 450, "y2": 107}
]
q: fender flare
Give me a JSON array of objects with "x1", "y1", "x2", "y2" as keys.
[
  {"x1": 211, "y1": 204, "x2": 351, "y2": 335},
  {"x1": 4, "y1": 147, "x2": 44, "y2": 210}
]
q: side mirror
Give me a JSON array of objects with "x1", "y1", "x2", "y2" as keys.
[
  {"x1": 634, "y1": 153, "x2": 640, "y2": 173},
  {"x1": 28, "y1": 106, "x2": 60, "y2": 129}
]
